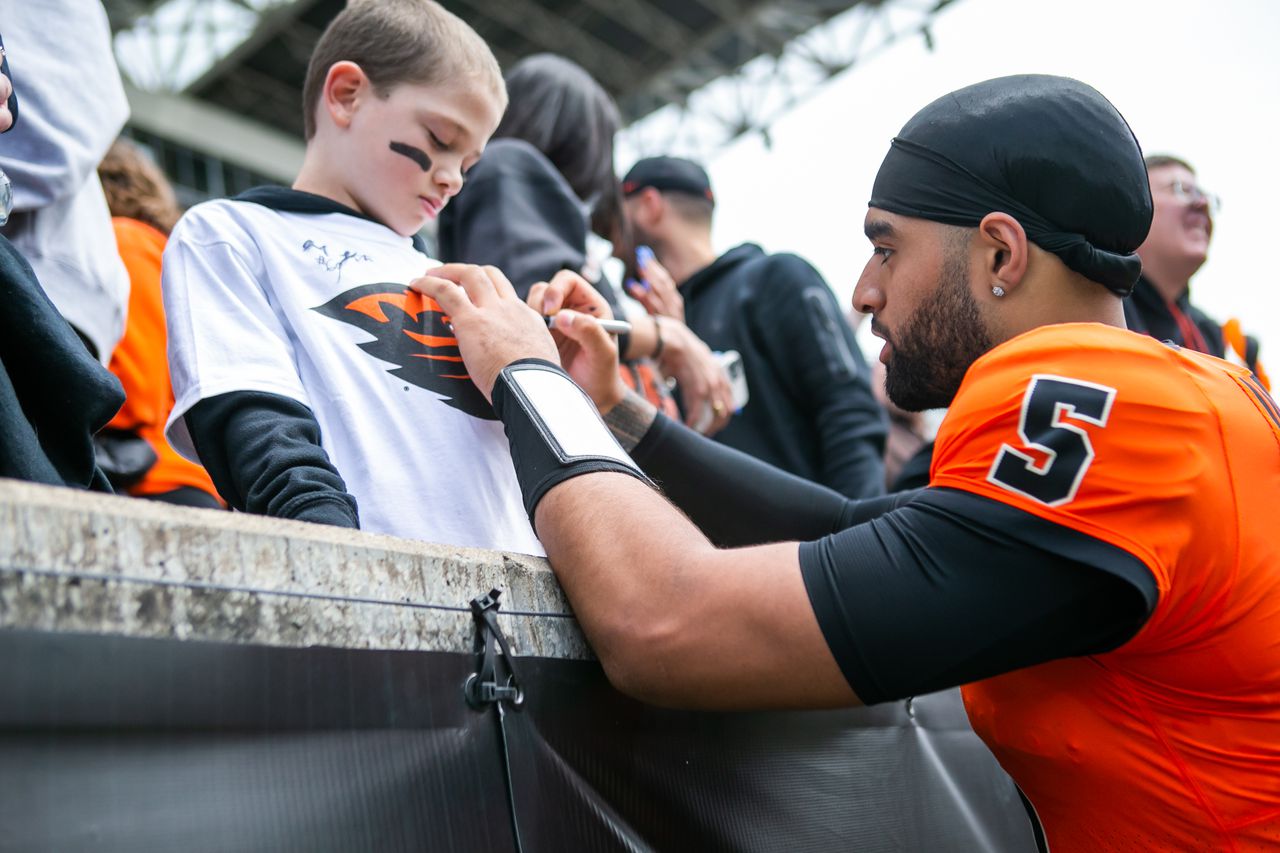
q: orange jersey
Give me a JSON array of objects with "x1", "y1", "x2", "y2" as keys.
[
  {"x1": 107, "y1": 218, "x2": 221, "y2": 502},
  {"x1": 930, "y1": 323, "x2": 1280, "y2": 851}
]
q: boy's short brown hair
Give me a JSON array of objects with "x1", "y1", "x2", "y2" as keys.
[{"x1": 301, "y1": 0, "x2": 505, "y2": 140}]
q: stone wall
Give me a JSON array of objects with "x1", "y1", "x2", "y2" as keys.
[{"x1": 0, "y1": 478, "x2": 588, "y2": 658}]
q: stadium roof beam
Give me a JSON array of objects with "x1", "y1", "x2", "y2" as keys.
[
  {"x1": 451, "y1": 0, "x2": 647, "y2": 94},
  {"x1": 619, "y1": 0, "x2": 958, "y2": 162},
  {"x1": 105, "y1": 0, "x2": 959, "y2": 181}
]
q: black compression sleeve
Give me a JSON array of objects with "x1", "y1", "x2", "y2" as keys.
[
  {"x1": 185, "y1": 391, "x2": 359, "y2": 528},
  {"x1": 799, "y1": 488, "x2": 1157, "y2": 705},
  {"x1": 631, "y1": 412, "x2": 918, "y2": 546}
]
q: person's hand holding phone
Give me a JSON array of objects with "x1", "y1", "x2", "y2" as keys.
[
  {"x1": 625, "y1": 246, "x2": 685, "y2": 323},
  {"x1": 654, "y1": 319, "x2": 735, "y2": 436}
]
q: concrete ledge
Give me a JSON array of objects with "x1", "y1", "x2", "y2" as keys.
[{"x1": 0, "y1": 479, "x2": 588, "y2": 659}]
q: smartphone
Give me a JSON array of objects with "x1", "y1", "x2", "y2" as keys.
[
  {"x1": 717, "y1": 350, "x2": 749, "y2": 411},
  {"x1": 691, "y1": 350, "x2": 749, "y2": 434}
]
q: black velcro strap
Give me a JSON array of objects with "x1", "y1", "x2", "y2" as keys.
[{"x1": 491, "y1": 359, "x2": 653, "y2": 528}]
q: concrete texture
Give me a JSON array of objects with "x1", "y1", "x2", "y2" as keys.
[{"x1": 0, "y1": 479, "x2": 590, "y2": 659}]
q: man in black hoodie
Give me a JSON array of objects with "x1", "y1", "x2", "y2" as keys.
[{"x1": 620, "y1": 157, "x2": 887, "y2": 499}]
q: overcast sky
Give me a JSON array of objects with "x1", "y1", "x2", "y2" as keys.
[{"x1": 648, "y1": 0, "x2": 1279, "y2": 363}]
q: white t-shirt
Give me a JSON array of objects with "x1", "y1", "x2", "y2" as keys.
[{"x1": 163, "y1": 189, "x2": 544, "y2": 556}]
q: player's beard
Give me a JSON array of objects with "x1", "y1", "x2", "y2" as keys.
[{"x1": 883, "y1": 246, "x2": 994, "y2": 412}]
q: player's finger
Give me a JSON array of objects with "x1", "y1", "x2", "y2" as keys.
[
  {"x1": 409, "y1": 274, "x2": 473, "y2": 318},
  {"x1": 425, "y1": 263, "x2": 499, "y2": 305},
  {"x1": 551, "y1": 309, "x2": 617, "y2": 358},
  {"x1": 544, "y1": 269, "x2": 612, "y2": 318},
  {"x1": 481, "y1": 265, "x2": 520, "y2": 300},
  {"x1": 527, "y1": 282, "x2": 553, "y2": 320}
]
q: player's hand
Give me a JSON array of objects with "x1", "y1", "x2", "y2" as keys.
[
  {"x1": 625, "y1": 247, "x2": 685, "y2": 323},
  {"x1": 528, "y1": 270, "x2": 628, "y2": 413},
  {"x1": 410, "y1": 264, "x2": 558, "y2": 401},
  {"x1": 657, "y1": 319, "x2": 734, "y2": 435}
]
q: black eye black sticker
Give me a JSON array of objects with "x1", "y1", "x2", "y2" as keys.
[{"x1": 389, "y1": 141, "x2": 431, "y2": 172}]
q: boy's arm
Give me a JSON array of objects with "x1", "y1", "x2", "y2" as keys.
[
  {"x1": 162, "y1": 210, "x2": 356, "y2": 527},
  {"x1": 186, "y1": 391, "x2": 359, "y2": 528}
]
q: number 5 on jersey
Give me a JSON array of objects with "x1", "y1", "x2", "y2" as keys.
[{"x1": 988, "y1": 375, "x2": 1117, "y2": 506}]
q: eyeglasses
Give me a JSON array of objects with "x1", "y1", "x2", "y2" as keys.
[{"x1": 1164, "y1": 179, "x2": 1221, "y2": 213}]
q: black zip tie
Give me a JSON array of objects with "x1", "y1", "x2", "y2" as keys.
[
  {"x1": 464, "y1": 587, "x2": 525, "y2": 710},
  {"x1": 462, "y1": 588, "x2": 526, "y2": 853}
]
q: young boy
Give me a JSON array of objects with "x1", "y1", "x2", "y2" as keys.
[{"x1": 162, "y1": 0, "x2": 543, "y2": 554}]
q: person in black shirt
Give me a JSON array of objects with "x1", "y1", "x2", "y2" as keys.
[
  {"x1": 437, "y1": 55, "x2": 735, "y2": 433},
  {"x1": 621, "y1": 157, "x2": 888, "y2": 499}
]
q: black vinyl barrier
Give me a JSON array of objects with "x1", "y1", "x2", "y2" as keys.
[{"x1": 0, "y1": 615, "x2": 1037, "y2": 851}]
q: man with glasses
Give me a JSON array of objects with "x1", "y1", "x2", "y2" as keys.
[{"x1": 1129, "y1": 154, "x2": 1267, "y2": 383}]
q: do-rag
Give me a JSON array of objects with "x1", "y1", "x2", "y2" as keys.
[{"x1": 869, "y1": 75, "x2": 1152, "y2": 296}]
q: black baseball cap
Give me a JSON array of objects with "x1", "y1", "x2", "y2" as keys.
[{"x1": 622, "y1": 156, "x2": 714, "y2": 206}]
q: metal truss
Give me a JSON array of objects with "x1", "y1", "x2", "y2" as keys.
[
  {"x1": 106, "y1": 0, "x2": 299, "y2": 92},
  {"x1": 108, "y1": 0, "x2": 956, "y2": 165},
  {"x1": 618, "y1": 0, "x2": 957, "y2": 161}
]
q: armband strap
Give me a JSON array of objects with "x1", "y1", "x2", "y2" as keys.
[{"x1": 491, "y1": 359, "x2": 654, "y2": 528}]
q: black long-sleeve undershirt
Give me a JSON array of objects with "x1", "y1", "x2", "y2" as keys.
[
  {"x1": 629, "y1": 412, "x2": 1157, "y2": 704},
  {"x1": 185, "y1": 391, "x2": 359, "y2": 528},
  {"x1": 631, "y1": 412, "x2": 914, "y2": 546}
]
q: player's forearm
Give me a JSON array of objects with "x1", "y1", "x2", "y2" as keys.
[
  {"x1": 534, "y1": 472, "x2": 713, "y2": 703},
  {"x1": 534, "y1": 473, "x2": 855, "y2": 711}
]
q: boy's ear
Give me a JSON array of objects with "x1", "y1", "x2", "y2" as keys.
[{"x1": 323, "y1": 61, "x2": 368, "y2": 130}]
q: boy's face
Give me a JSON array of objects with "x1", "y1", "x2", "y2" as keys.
[{"x1": 341, "y1": 75, "x2": 503, "y2": 237}]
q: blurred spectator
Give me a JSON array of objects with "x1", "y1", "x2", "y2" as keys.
[
  {"x1": 871, "y1": 359, "x2": 929, "y2": 491},
  {"x1": 437, "y1": 54, "x2": 735, "y2": 432},
  {"x1": 621, "y1": 156, "x2": 888, "y2": 499},
  {"x1": 850, "y1": 307, "x2": 931, "y2": 492},
  {"x1": 97, "y1": 140, "x2": 222, "y2": 508},
  {"x1": 0, "y1": 0, "x2": 130, "y2": 364},
  {"x1": 1130, "y1": 154, "x2": 1267, "y2": 387},
  {"x1": 0, "y1": 34, "x2": 123, "y2": 490}
]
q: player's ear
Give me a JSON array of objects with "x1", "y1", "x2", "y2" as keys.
[
  {"x1": 978, "y1": 212, "x2": 1029, "y2": 297},
  {"x1": 323, "y1": 61, "x2": 367, "y2": 129}
]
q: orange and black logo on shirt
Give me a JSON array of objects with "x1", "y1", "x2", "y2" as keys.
[{"x1": 313, "y1": 283, "x2": 495, "y2": 420}]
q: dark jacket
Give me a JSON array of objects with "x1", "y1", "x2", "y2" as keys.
[
  {"x1": 437, "y1": 138, "x2": 626, "y2": 327},
  {"x1": 680, "y1": 243, "x2": 887, "y2": 499},
  {"x1": 1123, "y1": 274, "x2": 1225, "y2": 357},
  {"x1": 0, "y1": 234, "x2": 121, "y2": 490}
]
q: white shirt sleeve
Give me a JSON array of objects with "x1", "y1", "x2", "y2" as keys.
[{"x1": 162, "y1": 205, "x2": 311, "y2": 462}]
